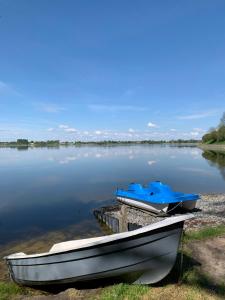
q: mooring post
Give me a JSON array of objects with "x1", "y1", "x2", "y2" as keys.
[{"x1": 119, "y1": 204, "x2": 128, "y2": 232}]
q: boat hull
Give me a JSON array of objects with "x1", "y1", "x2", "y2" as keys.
[
  {"x1": 181, "y1": 200, "x2": 197, "y2": 211},
  {"x1": 6, "y1": 222, "x2": 184, "y2": 286},
  {"x1": 117, "y1": 196, "x2": 196, "y2": 214}
]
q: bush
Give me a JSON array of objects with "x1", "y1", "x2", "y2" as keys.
[
  {"x1": 217, "y1": 125, "x2": 225, "y2": 142},
  {"x1": 202, "y1": 131, "x2": 217, "y2": 143}
]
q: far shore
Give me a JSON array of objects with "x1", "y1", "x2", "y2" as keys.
[{"x1": 0, "y1": 140, "x2": 200, "y2": 148}]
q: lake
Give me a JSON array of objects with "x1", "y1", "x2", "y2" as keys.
[{"x1": 0, "y1": 145, "x2": 225, "y2": 247}]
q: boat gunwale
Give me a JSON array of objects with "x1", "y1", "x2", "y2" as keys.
[{"x1": 5, "y1": 214, "x2": 193, "y2": 260}]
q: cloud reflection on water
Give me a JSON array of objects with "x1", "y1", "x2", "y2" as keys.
[{"x1": 0, "y1": 145, "x2": 225, "y2": 247}]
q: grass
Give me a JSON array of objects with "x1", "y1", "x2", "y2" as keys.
[
  {"x1": 203, "y1": 141, "x2": 225, "y2": 145},
  {"x1": 96, "y1": 281, "x2": 224, "y2": 300},
  {"x1": 210, "y1": 141, "x2": 225, "y2": 144},
  {"x1": 97, "y1": 283, "x2": 149, "y2": 300},
  {"x1": 0, "y1": 281, "x2": 29, "y2": 300},
  {"x1": 205, "y1": 140, "x2": 216, "y2": 144},
  {"x1": 184, "y1": 225, "x2": 225, "y2": 242},
  {"x1": 0, "y1": 281, "x2": 49, "y2": 300}
]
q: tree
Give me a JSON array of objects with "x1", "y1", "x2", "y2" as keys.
[
  {"x1": 217, "y1": 125, "x2": 225, "y2": 142},
  {"x1": 202, "y1": 112, "x2": 225, "y2": 143},
  {"x1": 219, "y1": 112, "x2": 225, "y2": 128},
  {"x1": 17, "y1": 139, "x2": 29, "y2": 145},
  {"x1": 202, "y1": 130, "x2": 217, "y2": 143}
]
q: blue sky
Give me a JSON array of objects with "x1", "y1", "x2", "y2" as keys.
[{"x1": 0, "y1": 0, "x2": 224, "y2": 141}]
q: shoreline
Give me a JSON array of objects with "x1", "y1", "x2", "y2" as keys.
[
  {"x1": 198, "y1": 143, "x2": 225, "y2": 152},
  {"x1": 94, "y1": 193, "x2": 225, "y2": 232},
  {"x1": 1, "y1": 193, "x2": 225, "y2": 299},
  {"x1": 0, "y1": 141, "x2": 200, "y2": 148}
]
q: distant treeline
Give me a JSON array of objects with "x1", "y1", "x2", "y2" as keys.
[
  {"x1": 0, "y1": 139, "x2": 200, "y2": 148},
  {"x1": 0, "y1": 139, "x2": 60, "y2": 147},
  {"x1": 202, "y1": 112, "x2": 225, "y2": 144},
  {"x1": 73, "y1": 140, "x2": 166, "y2": 145},
  {"x1": 73, "y1": 139, "x2": 200, "y2": 145}
]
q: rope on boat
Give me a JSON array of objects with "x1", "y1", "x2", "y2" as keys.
[{"x1": 164, "y1": 201, "x2": 183, "y2": 214}]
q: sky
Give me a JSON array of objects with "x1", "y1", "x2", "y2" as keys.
[{"x1": 0, "y1": 0, "x2": 225, "y2": 141}]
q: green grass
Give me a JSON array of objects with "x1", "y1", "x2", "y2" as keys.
[
  {"x1": 204, "y1": 139, "x2": 216, "y2": 144},
  {"x1": 203, "y1": 141, "x2": 225, "y2": 145},
  {"x1": 184, "y1": 225, "x2": 225, "y2": 242},
  {"x1": 97, "y1": 283, "x2": 149, "y2": 300},
  {"x1": 0, "y1": 281, "x2": 28, "y2": 300}
]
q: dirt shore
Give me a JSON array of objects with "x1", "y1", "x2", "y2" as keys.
[{"x1": 186, "y1": 235, "x2": 225, "y2": 285}]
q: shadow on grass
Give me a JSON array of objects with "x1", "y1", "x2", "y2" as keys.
[{"x1": 155, "y1": 252, "x2": 225, "y2": 298}]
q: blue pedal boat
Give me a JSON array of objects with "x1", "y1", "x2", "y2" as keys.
[{"x1": 116, "y1": 181, "x2": 199, "y2": 214}]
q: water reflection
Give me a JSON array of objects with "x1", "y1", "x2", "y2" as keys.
[
  {"x1": 0, "y1": 145, "x2": 225, "y2": 247},
  {"x1": 16, "y1": 146, "x2": 29, "y2": 151},
  {"x1": 202, "y1": 150, "x2": 225, "y2": 181}
]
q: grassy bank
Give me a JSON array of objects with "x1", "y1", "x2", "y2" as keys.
[
  {"x1": 198, "y1": 143, "x2": 225, "y2": 151},
  {"x1": 0, "y1": 282, "x2": 31, "y2": 300},
  {"x1": 184, "y1": 225, "x2": 225, "y2": 242},
  {"x1": 97, "y1": 281, "x2": 225, "y2": 300}
]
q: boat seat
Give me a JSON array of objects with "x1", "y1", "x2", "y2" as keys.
[{"x1": 50, "y1": 236, "x2": 105, "y2": 252}]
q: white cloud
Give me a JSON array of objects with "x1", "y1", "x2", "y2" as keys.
[
  {"x1": 59, "y1": 124, "x2": 69, "y2": 129},
  {"x1": 193, "y1": 127, "x2": 204, "y2": 132},
  {"x1": 148, "y1": 160, "x2": 157, "y2": 165},
  {"x1": 64, "y1": 127, "x2": 77, "y2": 133},
  {"x1": 95, "y1": 130, "x2": 102, "y2": 135},
  {"x1": 88, "y1": 104, "x2": 146, "y2": 112},
  {"x1": 34, "y1": 102, "x2": 65, "y2": 113},
  {"x1": 189, "y1": 127, "x2": 205, "y2": 137},
  {"x1": 170, "y1": 128, "x2": 177, "y2": 132},
  {"x1": 147, "y1": 122, "x2": 157, "y2": 128},
  {"x1": 190, "y1": 131, "x2": 199, "y2": 137},
  {"x1": 2, "y1": 122, "x2": 206, "y2": 141},
  {"x1": 57, "y1": 124, "x2": 77, "y2": 133},
  {"x1": 178, "y1": 110, "x2": 217, "y2": 120}
]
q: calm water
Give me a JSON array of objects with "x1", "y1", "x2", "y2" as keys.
[{"x1": 0, "y1": 145, "x2": 225, "y2": 246}]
